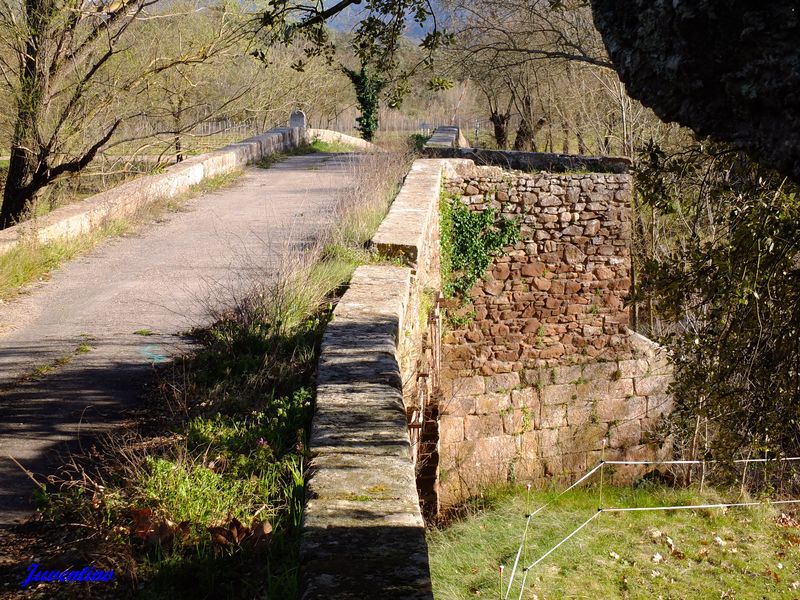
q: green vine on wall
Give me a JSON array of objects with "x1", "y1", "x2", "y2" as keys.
[{"x1": 440, "y1": 191, "x2": 521, "y2": 301}]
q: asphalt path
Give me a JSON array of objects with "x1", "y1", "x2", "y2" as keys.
[{"x1": 0, "y1": 152, "x2": 358, "y2": 524}]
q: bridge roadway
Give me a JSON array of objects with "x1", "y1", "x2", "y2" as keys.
[{"x1": 0, "y1": 152, "x2": 358, "y2": 525}]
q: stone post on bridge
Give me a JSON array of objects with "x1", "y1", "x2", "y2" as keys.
[{"x1": 289, "y1": 110, "x2": 307, "y2": 129}]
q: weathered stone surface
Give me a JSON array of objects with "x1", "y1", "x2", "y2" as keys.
[
  {"x1": 302, "y1": 264, "x2": 432, "y2": 599},
  {"x1": 541, "y1": 383, "x2": 576, "y2": 406},
  {"x1": 371, "y1": 159, "x2": 444, "y2": 270},
  {"x1": 540, "y1": 404, "x2": 568, "y2": 429},
  {"x1": 465, "y1": 414, "x2": 504, "y2": 439},
  {"x1": 634, "y1": 375, "x2": 672, "y2": 397},
  {"x1": 289, "y1": 110, "x2": 307, "y2": 128},
  {"x1": 486, "y1": 372, "x2": 520, "y2": 393},
  {"x1": 450, "y1": 375, "x2": 487, "y2": 397},
  {"x1": 475, "y1": 392, "x2": 512, "y2": 414},
  {"x1": 439, "y1": 416, "x2": 464, "y2": 445},
  {"x1": 591, "y1": 1, "x2": 800, "y2": 183}
]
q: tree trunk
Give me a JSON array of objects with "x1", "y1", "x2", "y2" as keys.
[
  {"x1": 489, "y1": 111, "x2": 510, "y2": 149},
  {"x1": 173, "y1": 99, "x2": 184, "y2": 163},
  {"x1": 1, "y1": 144, "x2": 38, "y2": 229},
  {"x1": 0, "y1": 7, "x2": 46, "y2": 229},
  {"x1": 513, "y1": 117, "x2": 536, "y2": 152}
]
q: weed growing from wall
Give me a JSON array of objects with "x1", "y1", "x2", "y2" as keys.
[{"x1": 440, "y1": 190, "x2": 520, "y2": 301}]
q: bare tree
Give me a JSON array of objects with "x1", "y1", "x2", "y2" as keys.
[{"x1": 0, "y1": 0, "x2": 243, "y2": 227}]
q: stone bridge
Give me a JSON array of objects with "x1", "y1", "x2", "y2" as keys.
[{"x1": 0, "y1": 122, "x2": 671, "y2": 598}]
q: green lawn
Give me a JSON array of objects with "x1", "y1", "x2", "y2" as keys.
[{"x1": 428, "y1": 484, "x2": 800, "y2": 599}]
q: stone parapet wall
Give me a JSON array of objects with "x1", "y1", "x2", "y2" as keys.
[
  {"x1": 308, "y1": 128, "x2": 379, "y2": 152},
  {"x1": 372, "y1": 159, "x2": 444, "y2": 386},
  {"x1": 301, "y1": 159, "x2": 447, "y2": 598},
  {"x1": 301, "y1": 266, "x2": 432, "y2": 599},
  {"x1": 0, "y1": 127, "x2": 359, "y2": 256},
  {"x1": 425, "y1": 146, "x2": 632, "y2": 174},
  {"x1": 442, "y1": 161, "x2": 634, "y2": 375}
]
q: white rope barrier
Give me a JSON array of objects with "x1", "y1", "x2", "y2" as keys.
[
  {"x1": 503, "y1": 462, "x2": 605, "y2": 597},
  {"x1": 602, "y1": 498, "x2": 800, "y2": 513},
  {"x1": 505, "y1": 455, "x2": 800, "y2": 599},
  {"x1": 516, "y1": 511, "x2": 603, "y2": 600},
  {"x1": 504, "y1": 514, "x2": 531, "y2": 600},
  {"x1": 604, "y1": 456, "x2": 800, "y2": 466}
]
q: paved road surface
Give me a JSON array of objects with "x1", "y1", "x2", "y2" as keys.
[{"x1": 0, "y1": 152, "x2": 358, "y2": 525}]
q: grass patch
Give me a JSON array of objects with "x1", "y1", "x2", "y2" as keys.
[
  {"x1": 0, "y1": 220, "x2": 131, "y2": 300},
  {"x1": 134, "y1": 329, "x2": 156, "y2": 336},
  {"x1": 0, "y1": 170, "x2": 242, "y2": 300},
  {"x1": 429, "y1": 484, "x2": 800, "y2": 599},
  {"x1": 310, "y1": 138, "x2": 359, "y2": 153}
]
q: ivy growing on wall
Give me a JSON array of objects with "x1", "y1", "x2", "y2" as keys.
[{"x1": 440, "y1": 191, "x2": 520, "y2": 301}]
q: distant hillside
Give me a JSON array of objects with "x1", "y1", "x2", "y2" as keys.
[{"x1": 329, "y1": 2, "x2": 443, "y2": 41}]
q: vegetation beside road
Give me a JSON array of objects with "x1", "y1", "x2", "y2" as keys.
[{"x1": 429, "y1": 483, "x2": 800, "y2": 599}]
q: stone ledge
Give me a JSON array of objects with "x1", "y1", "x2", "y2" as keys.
[
  {"x1": 424, "y1": 126, "x2": 468, "y2": 149},
  {"x1": 371, "y1": 159, "x2": 444, "y2": 264},
  {"x1": 308, "y1": 128, "x2": 380, "y2": 152},
  {"x1": 301, "y1": 264, "x2": 432, "y2": 599},
  {"x1": 424, "y1": 146, "x2": 632, "y2": 174}
]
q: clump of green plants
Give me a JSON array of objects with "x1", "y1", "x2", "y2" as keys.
[
  {"x1": 408, "y1": 133, "x2": 432, "y2": 152},
  {"x1": 310, "y1": 138, "x2": 358, "y2": 153},
  {"x1": 440, "y1": 190, "x2": 520, "y2": 300},
  {"x1": 342, "y1": 63, "x2": 386, "y2": 142}
]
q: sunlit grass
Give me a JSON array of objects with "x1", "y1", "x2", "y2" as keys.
[{"x1": 429, "y1": 484, "x2": 800, "y2": 599}]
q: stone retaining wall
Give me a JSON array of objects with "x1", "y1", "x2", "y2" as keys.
[
  {"x1": 300, "y1": 159, "x2": 446, "y2": 599},
  {"x1": 437, "y1": 160, "x2": 672, "y2": 506},
  {"x1": 441, "y1": 161, "x2": 634, "y2": 369}
]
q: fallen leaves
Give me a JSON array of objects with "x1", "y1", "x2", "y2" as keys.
[
  {"x1": 208, "y1": 517, "x2": 272, "y2": 550},
  {"x1": 130, "y1": 507, "x2": 190, "y2": 550},
  {"x1": 130, "y1": 508, "x2": 272, "y2": 552},
  {"x1": 776, "y1": 512, "x2": 800, "y2": 528}
]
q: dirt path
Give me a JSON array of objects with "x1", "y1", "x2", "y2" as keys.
[{"x1": 0, "y1": 152, "x2": 358, "y2": 525}]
